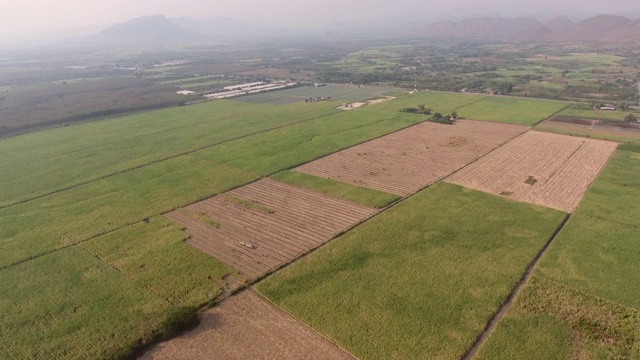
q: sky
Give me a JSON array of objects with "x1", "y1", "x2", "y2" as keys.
[{"x1": 0, "y1": 0, "x2": 638, "y2": 35}]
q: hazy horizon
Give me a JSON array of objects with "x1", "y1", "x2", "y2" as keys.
[{"x1": 1, "y1": 0, "x2": 639, "y2": 37}]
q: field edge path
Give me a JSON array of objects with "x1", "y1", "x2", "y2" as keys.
[{"x1": 461, "y1": 213, "x2": 572, "y2": 360}]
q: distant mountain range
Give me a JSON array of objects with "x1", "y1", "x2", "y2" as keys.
[
  {"x1": 408, "y1": 14, "x2": 640, "y2": 43},
  {"x1": 98, "y1": 15, "x2": 204, "y2": 45},
  {"x1": 95, "y1": 13, "x2": 640, "y2": 47},
  {"x1": 96, "y1": 14, "x2": 292, "y2": 46},
  {"x1": 171, "y1": 16, "x2": 292, "y2": 39}
]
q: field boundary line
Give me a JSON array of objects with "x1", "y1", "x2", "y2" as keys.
[
  {"x1": 440, "y1": 124, "x2": 530, "y2": 184},
  {"x1": 567, "y1": 141, "x2": 620, "y2": 213},
  {"x1": 531, "y1": 102, "x2": 574, "y2": 127},
  {"x1": 137, "y1": 122, "x2": 535, "y2": 358},
  {"x1": 0, "y1": 218, "x2": 155, "y2": 271},
  {"x1": 278, "y1": 117, "x2": 431, "y2": 174},
  {"x1": 539, "y1": 139, "x2": 586, "y2": 186},
  {"x1": 284, "y1": 96, "x2": 490, "y2": 173},
  {"x1": 0, "y1": 115, "x2": 425, "y2": 272},
  {"x1": 250, "y1": 289, "x2": 359, "y2": 360},
  {"x1": 24, "y1": 113, "x2": 242, "y2": 162},
  {"x1": 461, "y1": 213, "x2": 572, "y2": 360},
  {"x1": 450, "y1": 95, "x2": 488, "y2": 111},
  {"x1": 0, "y1": 110, "x2": 342, "y2": 211}
]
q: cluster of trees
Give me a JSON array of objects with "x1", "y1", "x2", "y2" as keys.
[
  {"x1": 565, "y1": 82, "x2": 637, "y2": 102},
  {"x1": 400, "y1": 104, "x2": 431, "y2": 115},
  {"x1": 624, "y1": 113, "x2": 639, "y2": 124},
  {"x1": 430, "y1": 111, "x2": 458, "y2": 124}
]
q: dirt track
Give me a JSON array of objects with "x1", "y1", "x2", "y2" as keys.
[
  {"x1": 446, "y1": 131, "x2": 618, "y2": 213},
  {"x1": 165, "y1": 179, "x2": 377, "y2": 279},
  {"x1": 296, "y1": 120, "x2": 528, "y2": 196},
  {"x1": 141, "y1": 290, "x2": 354, "y2": 360}
]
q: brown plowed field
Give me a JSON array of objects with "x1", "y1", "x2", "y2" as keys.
[
  {"x1": 549, "y1": 116, "x2": 595, "y2": 126},
  {"x1": 295, "y1": 120, "x2": 529, "y2": 196},
  {"x1": 141, "y1": 290, "x2": 354, "y2": 360},
  {"x1": 446, "y1": 131, "x2": 618, "y2": 213},
  {"x1": 165, "y1": 178, "x2": 377, "y2": 279}
]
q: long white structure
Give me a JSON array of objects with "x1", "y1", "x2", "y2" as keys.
[
  {"x1": 204, "y1": 82, "x2": 297, "y2": 100},
  {"x1": 223, "y1": 82, "x2": 266, "y2": 91}
]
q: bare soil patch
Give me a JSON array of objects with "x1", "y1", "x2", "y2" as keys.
[
  {"x1": 600, "y1": 122, "x2": 640, "y2": 130},
  {"x1": 141, "y1": 290, "x2": 354, "y2": 360},
  {"x1": 337, "y1": 96, "x2": 395, "y2": 110},
  {"x1": 549, "y1": 117, "x2": 595, "y2": 126},
  {"x1": 337, "y1": 102, "x2": 365, "y2": 110},
  {"x1": 165, "y1": 179, "x2": 377, "y2": 279},
  {"x1": 296, "y1": 120, "x2": 528, "y2": 196},
  {"x1": 446, "y1": 131, "x2": 618, "y2": 213}
]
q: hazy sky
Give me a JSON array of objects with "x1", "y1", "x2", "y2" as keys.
[{"x1": 1, "y1": 0, "x2": 638, "y2": 35}]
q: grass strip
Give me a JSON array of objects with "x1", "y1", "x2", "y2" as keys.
[
  {"x1": 177, "y1": 208, "x2": 220, "y2": 228},
  {"x1": 271, "y1": 170, "x2": 399, "y2": 208},
  {"x1": 223, "y1": 195, "x2": 274, "y2": 214}
]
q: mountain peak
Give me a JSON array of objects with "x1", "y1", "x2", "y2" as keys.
[
  {"x1": 408, "y1": 14, "x2": 639, "y2": 43},
  {"x1": 99, "y1": 14, "x2": 204, "y2": 46}
]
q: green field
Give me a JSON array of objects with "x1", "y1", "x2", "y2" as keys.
[
  {"x1": 1, "y1": 248, "x2": 181, "y2": 359},
  {"x1": 0, "y1": 100, "x2": 339, "y2": 208},
  {"x1": 0, "y1": 98, "x2": 432, "y2": 269},
  {"x1": 376, "y1": 91, "x2": 486, "y2": 114},
  {"x1": 79, "y1": 216, "x2": 242, "y2": 308},
  {"x1": 271, "y1": 170, "x2": 399, "y2": 208},
  {"x1": 1, "y1": 83, "x2": 630, "y2": 359},
  {"x1": 477, "y1": 144, "x2": 640, "y2": 358},
  {"x1": 575, "y1": 144, "x2": 640, "y2": 227},
  {"x1": 456, "y1": 96, "x2": 570, "y2": 125},
  {"x1": 0, "y1": 216, "x2": 240, "y2": 359},
  {"x1": 257, "y1": 183, "x2": 565, "y2": 359},
  {"x1": 1, "y1": 91, "x2": 470, "y2": 357}
]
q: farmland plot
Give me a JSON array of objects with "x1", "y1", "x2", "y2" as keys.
[
  {"x1": 257, "y1": 183, "x2": 565, "y2": 359},
  {"x1": 476, "y1": 145, "x2": 640, "y2": 359},
  {"x1": 165, "y1": 179, "x2": 377, "y2": 279},
  {"x1": 455, "y1": 96, "x2": 570, "y2": 125},
  {"x1": 536, "y1": 116, "x2": 640, "y2": 143},
  {"x1": 142, "y1": 290, "x2": 354, "y2": 360},
  {"x1": 447, "y1": 131, "x2": 617, "y2": 212},
  {"x1": 296, "y1": 120, "x2": 527, "y2": 196}
]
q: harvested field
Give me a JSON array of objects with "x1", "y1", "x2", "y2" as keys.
[
  {"x1": 165, "y1": 179, "x2": 377, "y2": 279},
  {"x1": 296, "y1": 120, "x2": 528, "y2": 196},
  {"x1": 447, "y1": 131, "x2": 618, "y2": 213},
  {"x1": 141, "y1": 290, "x2": 354, "y2": 360}
]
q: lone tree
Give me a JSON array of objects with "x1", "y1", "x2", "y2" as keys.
[{"x1": 624, "y1": 113, "x2": 637, "y2": 124}]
